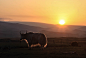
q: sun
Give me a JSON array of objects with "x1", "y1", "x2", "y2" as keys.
[{"x1": 59, "y1": 20, "x2": 65, "y2": 25}]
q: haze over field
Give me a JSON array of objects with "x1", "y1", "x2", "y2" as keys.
[{"x1": 0, "y1": 0, "x2": 86, "y2": 26}]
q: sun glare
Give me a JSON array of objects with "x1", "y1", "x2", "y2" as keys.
[{"x1": 59, "y1": 20, "x2": 65, "y2": 25}]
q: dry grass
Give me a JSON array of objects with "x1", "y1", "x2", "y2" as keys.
[{"x1": 0, "y1": 37, "x2": 86, "y2": 58}]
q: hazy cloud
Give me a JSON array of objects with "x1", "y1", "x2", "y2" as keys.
[
  {"x1": 0, "y1": 18, "x2": 12, "y2": 21},
  {"x1": 9, "y1": 15, "x2": 49, "y2": 19},
  {"x1": 9, "y1": 15, "x2": 33, "y2": 18}
]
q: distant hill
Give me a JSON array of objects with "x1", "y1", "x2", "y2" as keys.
[
  {"x1": 9, "y1": 21, "x2": 56, "y2": 28},
  {"x1": 0, "y1": 21, "x2": 45, "y2": 38},
  {"x1": 1, "y1": 21, "x2": 86, "y2": 38},
  {"x1": 40, "y1": 30, "x2": 77, "y2": 38},
  {"x1": 9, "y1": 21, "x2": 86, "y2": 32}
]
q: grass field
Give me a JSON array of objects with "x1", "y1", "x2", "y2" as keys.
[{"x1": 0, "y1": 37, "x2": 86, "y2": 58}]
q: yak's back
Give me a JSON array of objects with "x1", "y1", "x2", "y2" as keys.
[{"x1": 26, "y1": 32, "x2": 47, "y2": 47}]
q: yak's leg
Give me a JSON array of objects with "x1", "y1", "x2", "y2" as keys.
[
  {"x1": 27, "y1": 44, "x2": 29, "y2": 48},
  {"x1": 20, "y1": 41, "x2": 22, "y2": 47},
  {"x1": 41, "y1": 45, "x2": 44, "y2": 50},
  {"x1": 28, "y1": 44, "x2": 31, "y2": 50}
]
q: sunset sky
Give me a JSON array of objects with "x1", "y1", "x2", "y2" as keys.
[{"x1": 0, "y1": 0, "x2": 86, "y2": 25}]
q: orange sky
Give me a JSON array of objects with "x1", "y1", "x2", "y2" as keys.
[{"x1": 0, "y1": 0, "x2": 86, "y2": 25}]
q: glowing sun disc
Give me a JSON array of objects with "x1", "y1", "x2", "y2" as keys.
[{"x1": 59, "y1": 20, "x2": 65, "y2": 25}]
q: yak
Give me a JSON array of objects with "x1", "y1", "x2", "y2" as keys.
[{"x1": 20, "y1": 32, "x2": 47, "y2": 49}]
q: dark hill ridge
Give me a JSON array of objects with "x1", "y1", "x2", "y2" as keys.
[
  {"x1": 40, "y1": 30, "x2": 77, "y2": 38},
  {"x1": 0, "y1": 21, "x2": 45, "y2": 38},
  {"x1": 0, "y1": 21, "x2": 86, "y2": 38},
  {"x1": 10, "y1": 21, "x2": 86, "y2": 38},
  {"x1": 9, "y1": 21, "x2": 86, "y2": 32},
  {"x1": 9, "y1": 21, "x2": 56, "y2": 28}
]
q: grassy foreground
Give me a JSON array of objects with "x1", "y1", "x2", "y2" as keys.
[{"x1": 0, "y1": 37, "x2": 86, "y2": 58}]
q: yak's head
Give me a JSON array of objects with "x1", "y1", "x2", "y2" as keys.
[{"x1": 20, "y1": 31, "x2": 27, "y2": 41}]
